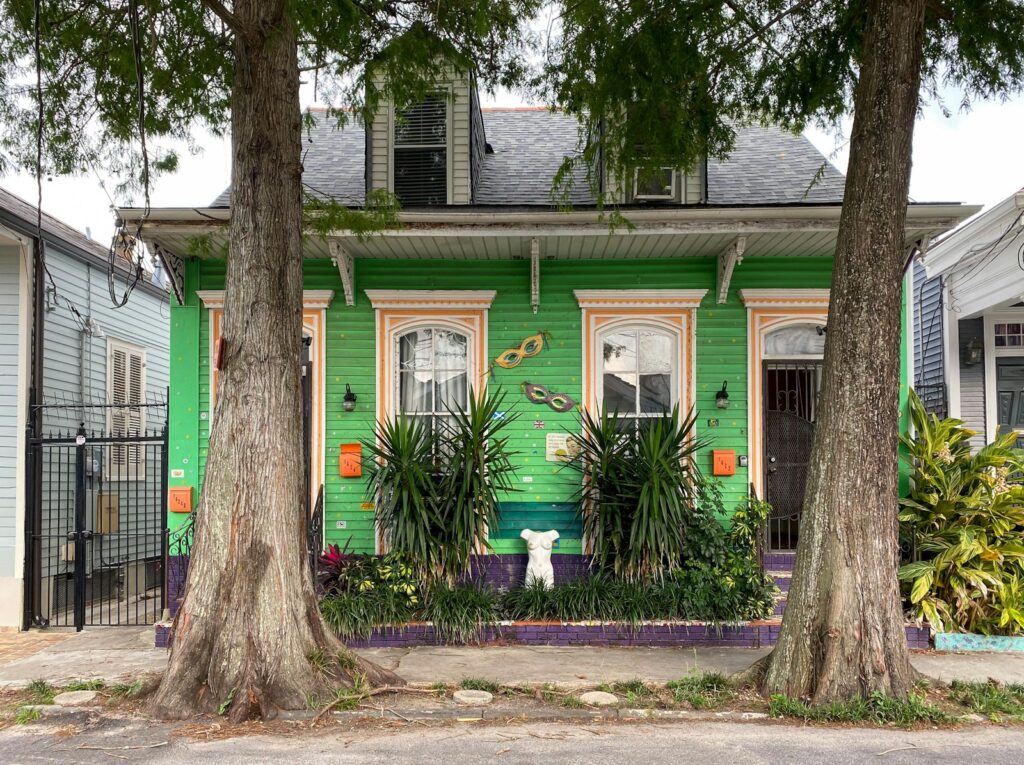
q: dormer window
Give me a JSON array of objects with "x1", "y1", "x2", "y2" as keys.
[
  {"x1": 393, "y1": 94, "x2": 449, "y2": 205},
  {"x1": 633, "y1": 167, "x2": 676, "y2": 201}
]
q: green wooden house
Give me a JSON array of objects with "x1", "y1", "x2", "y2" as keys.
[{"x1": 120, "y1": 81, "x2": 975, "y2": 566}]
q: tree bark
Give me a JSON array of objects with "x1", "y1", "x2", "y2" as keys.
[
  {"x1": 759, "y1": 0, "x2": 926, "y2": 703},
  {"x1": 150, "y1": 0, "x2": 401, "y2": 721}
]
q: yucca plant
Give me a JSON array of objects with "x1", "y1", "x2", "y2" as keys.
[
  {"x1": 572, "y1": 406, "x2": 708, "y2": 582},
  {"x1": 898, "y1": 389, "x2": 1024, "y2": 634},
  {"x1": 435, "y1": 390, "x2": 519, "y2": 583},
  {"x1": 363, "y1": 414, "x2": 441, "y2": 575},
  {"x1": 365, "y1": 389, "x2": 518, "y2": 584}
]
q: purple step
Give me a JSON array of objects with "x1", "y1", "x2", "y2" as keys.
[
  {"x1": 770, "y1": 573, "x2": 792, "y2": 592},
  {"x1": 763, "y1": 552, "x2": 797, "y2": 571}
]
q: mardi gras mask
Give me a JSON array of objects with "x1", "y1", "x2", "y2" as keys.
[{"x1": 522, "y1": 382, "x2": 576, "y2": 413}]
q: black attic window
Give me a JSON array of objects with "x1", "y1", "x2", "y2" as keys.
[{"x1": 394, "y1": 95, "x2": 448, "y2": 206}]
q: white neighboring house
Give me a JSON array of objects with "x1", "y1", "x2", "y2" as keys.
[
  {"x1": 0, "y1": 186, "x2": 169, "y2": 629},
  {"x1": 913, "y1": 187, "x2": 1024, "y2": 448}
]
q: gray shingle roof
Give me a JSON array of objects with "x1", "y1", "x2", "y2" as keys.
[
  {"x1": 210, "y1": 109, "x2": 846, "y2": 208},
  {"x1": 0, "y1": 185, "x2": 110, "y2": 258}
]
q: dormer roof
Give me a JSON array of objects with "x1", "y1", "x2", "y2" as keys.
[{"x1": 211, "y1": 108, "x2": 847, "y2": 209}]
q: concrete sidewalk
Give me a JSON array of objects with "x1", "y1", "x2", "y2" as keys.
[{"x1": 1, "y1": 628, "x2": 1023, "y2": 689}]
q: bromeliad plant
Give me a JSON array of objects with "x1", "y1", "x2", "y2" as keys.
[
  {"x1": 364, "y1": 390, "x2": 518, "y2": 585},
  {"x1": 898, "y1": 389, "x2": 1024, "y2": 635},
  {"x1": 572, "y1": 406, "x2": 709, "y2": 582}
]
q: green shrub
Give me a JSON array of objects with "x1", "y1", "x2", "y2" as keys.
[
  {"x1": 899, "y1": 389, "x2": 1024, "y2": 635},
  {"x1": 572, "y1": 406, "x2": 708, "y2": 582},
  {"x1": 364, "y1": 391, "x2": 518, "y2": 584}
]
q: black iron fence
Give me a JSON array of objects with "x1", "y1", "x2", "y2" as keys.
[{"x1": 25, "y1": 402, "x2": 168, "y2": 630}]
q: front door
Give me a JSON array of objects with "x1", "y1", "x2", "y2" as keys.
[
  {"x1": 996, "y1": 357, "x2": 1024, "y2": 447},
  {"x1": 763, "y1": 361, "x2": 822, "y2": 551}
]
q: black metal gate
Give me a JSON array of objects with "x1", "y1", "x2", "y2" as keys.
[
  {"x1": 25, "y1": 406, "x2": 168, "y2": 630},
  {"x1": 763, "y1": 361, "x2": 822, "y2": 551}
]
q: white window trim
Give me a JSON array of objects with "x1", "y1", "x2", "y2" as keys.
[
  {"x1": 596, "y1": 322, "x2": 680, "y2": 417},
  {"x1": 105, "y1": 337, "x2": 147, "y2": 482},
  {"x1": 984, "y1": 309, "x2": 1024, "y2": 442},
  {"x1": 632, "y1": 166, "x2": 677, "y2": 201},
  {"x1": 761, "y1": 321, "x2": 828, "y2": 361},
  {"x1": 387, "y1": 88, "x2": 454, "y2": 205}
]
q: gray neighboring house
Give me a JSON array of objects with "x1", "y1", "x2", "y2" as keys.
[
  {"x1": 0, "y1": 186, "x2": 169, "y2": 630},
  {"x1": 913, "y1": 186, "x2": 1024, "y2": 448}
]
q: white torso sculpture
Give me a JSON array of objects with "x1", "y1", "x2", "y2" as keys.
[{"x1": 520, "y1": 529, "x2": 559, "y2": 589}]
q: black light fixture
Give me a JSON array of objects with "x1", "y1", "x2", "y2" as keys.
[
  {"x1": 816, "y1": 325, "x2": 827, "y2": 336},
  {"x1": 343, "y1": 384, "x2": 357, "y2": 412},
  {"x1": 716, "y1": 380, "x2": 730, "y2": 409}
]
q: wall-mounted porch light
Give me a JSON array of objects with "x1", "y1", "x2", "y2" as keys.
[
  {"x1": 343, "y1": 384, "x2": 357, "y2": 412},
  {"x1": 716, "y1": 381, "x2": 730, "y2": 409},
  {"x1": 964, "y1": 338, "x2": 983, "y2": 366}
]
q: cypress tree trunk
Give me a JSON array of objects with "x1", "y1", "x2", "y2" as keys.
[
  {"x1": 758, "y1": 0, "x2": 926, "y2": 702},
  {"x1": 150, "y1": 0, "x2": 401, "y2": 721}
]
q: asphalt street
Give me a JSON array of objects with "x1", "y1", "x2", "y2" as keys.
[{"x1": 2, "y1": 717, "x2": 1023, "y2": 764}]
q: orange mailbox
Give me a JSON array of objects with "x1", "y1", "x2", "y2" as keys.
[
  {"x1": 169, "y1": 486, "x2": 193, "y2": 514},
  {"x1": 339, "y1": 443, "x2": 362, "y2": 478},
  {"x1": 712, "y1": 449, "x2": 736, "y2": 477}
]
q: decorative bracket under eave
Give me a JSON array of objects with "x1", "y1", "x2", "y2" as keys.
[
  {"x1": 530, "y1": 237, "x2": 540, "y2": 314},
  {"x1": 717, "y1": 236, "x2": 747, "y2": 304},
  {"x1": 329, "y1": 239, "x2": 355, "y2": 306},
  {"x1": 152, "y1": 241, "x2": 185, "y2": 306}
]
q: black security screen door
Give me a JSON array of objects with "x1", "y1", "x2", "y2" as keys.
[{"x1": 763, "y1": 362, "x2": 822, "y2": 551}]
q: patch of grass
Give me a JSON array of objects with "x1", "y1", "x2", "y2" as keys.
[
  {"x1": 217, "y1": 687, "x2": 237, "y2": 716},
  {"x1": 611, "y1": 679, "x2": 654, "y2": 698},
  {"x1": 329, "y1": 687, "x2": 361, "y2": 711},
  {"x1": 459, "y1": 677, "x2": 499, "y2": 693},
  {"x1": 539, "y1": 683, "x2": 559, "y2": 702},
  {"x1": 429, "y1": 682, "x2": 448, "y2": 694},
  {"x1": 107, "y1": 680, "x2": 144, "y2": 700},
  {"x1": 561, "y1": 695, "x2": 586, "y2": 709},
  {"x1": 307, "y1": 648, "x2": 331, "y2": 676},
  {"x1": 65, "y1": 679, "x2": 105, "y2": 692},
  {"x1": 949, "y1": 680, "x2": 1024, "y2": 721},
  {"x1": 15, "y1": 707, "x2": 42, "y2": 725},
  {"x1": 769, "y1": 692, "x2": 950, "y2": 727},
  {"x1": 667, "y1": 672, "x2": 736, "y2": 710},
  {"x1": 25, "y1": 680, "x2": 54, "y2": 705}
]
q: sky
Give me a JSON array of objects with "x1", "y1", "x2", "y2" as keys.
[{"x1": 1, "y1": 86, "x2": 1022, "y2": 245}]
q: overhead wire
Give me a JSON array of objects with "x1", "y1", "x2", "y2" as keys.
[{"x1": 107, "y1": 0, "x2": 149, "y2": 308}]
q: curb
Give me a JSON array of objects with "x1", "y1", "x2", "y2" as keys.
[{"x1": 17, "y1": 703, "x2": 769, "y2": 725}]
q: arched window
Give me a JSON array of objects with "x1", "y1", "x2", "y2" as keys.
[
  {"x1": 395, "y1": 326, "x2": 469, "y2": 434},
  {"x1": 764, "y1": 323, "x2": 826, "y2": 358},
  {"x1": 598, "y1": 325, "x2": 677, "y2": 427}
]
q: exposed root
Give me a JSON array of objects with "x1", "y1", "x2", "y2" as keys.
[{"x1": 730, "y1": 652, "x2": 772, "y2": 692}]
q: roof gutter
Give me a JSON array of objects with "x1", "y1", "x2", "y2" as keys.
[{"x1": 118, "y1": 202, "x2": 978, "y2": 232}]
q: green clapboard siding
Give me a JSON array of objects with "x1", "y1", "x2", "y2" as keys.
[{"x1": 166, "y1": 252, "x2": 911, "y2": 557}]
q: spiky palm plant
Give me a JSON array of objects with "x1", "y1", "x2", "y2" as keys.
[
  {"x1": 363, "y1": 414, "x2": 441, "y2": 575},
  {"x1": 365, "y1": 390, "x2": 517, "y2": 584},
  {"x1": 437, "y1": 390, "x2": 518, "y2": 584},
  {"x1": 572, "y1": 405, "x2": 708, "y2": 582}
]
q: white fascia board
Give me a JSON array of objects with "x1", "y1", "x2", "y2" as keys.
[{"x1": 923, "y1": 193, "x2": 1023, "y2": 279}]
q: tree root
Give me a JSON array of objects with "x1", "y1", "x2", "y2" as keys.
[
  {"x1": 729, "y1": 652, "x2": 772, "y2": 692},
  {"x1": 313, "y1": 686, "x2": 440, "y2": 723}
]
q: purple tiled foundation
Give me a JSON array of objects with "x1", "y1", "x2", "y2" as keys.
[{"x1": 157, "y1": 553, "x2": 931, "y2": 650}]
